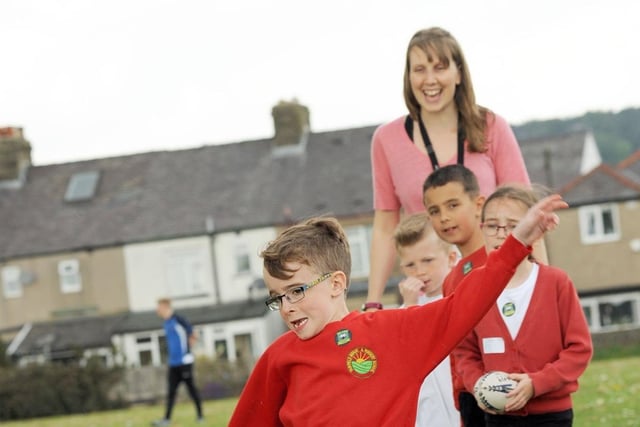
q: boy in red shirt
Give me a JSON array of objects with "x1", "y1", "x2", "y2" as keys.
[
  {"x1": 229, "y1": 194, "x2": 567, "y2": 427},
  {"x1": 422, "y1": 164, "x2": 490, "y2": 426}
]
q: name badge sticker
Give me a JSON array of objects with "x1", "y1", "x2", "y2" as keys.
[{"x1": 482, "y1": 337, "x2": 505, "y2": 354}]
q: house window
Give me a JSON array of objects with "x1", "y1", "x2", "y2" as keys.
[
  {"x1": 582, "y1": 305, "x2": 592, "y2": 326},
  {"x1": 136, "y1": 336, "x2": 154, "y2": 366},
  {"x1": 234, "y1": 243, "x2": 251, "y2": 275},
  {"x1": 578, "y1": 204, "x2": 620, "y2": 244},
  {"x1": 136, "y1": 334, "x2": 165, "y2": 366},
  {"x1": 346, "y1": 225, "x2": 371, "y2": 278},
  {"x1": 64, "y1": 170, "x2": 100, "y2": 202},
  {"x1": 58, "y1": 259, "x2": 82, "y2": 293},
  {"x1": 2, "y1": 266, "x2": 22, "y2": 299},
  {"x1": 214, "y1": 339, "x2": 228, "y2": 360},
  {"x1": 234, "y1": 333, "x2": 254, "y2": 368},
  {"x1": 158, "y1": 335, "x2": 167, "y2": 364},
  {"x1": 164, "y1": 248, "x2": 205, "y2": 297},
  {"x1": 581, "y1": 292, "x2": 639, "y2": 332},
  {"x1": 599, "y1": 301, "x2": 634, "y2": 328}
]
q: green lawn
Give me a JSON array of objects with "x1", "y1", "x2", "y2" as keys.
[
  {"x1": 0, "y1": 398, "x2": 237, "y2": 427},
  {"x1": 2, "y1": 356, "x2": 638, "y2": 426},
  {"x1": 573, "y1": 356, "x2": 639, "y2": 426}
]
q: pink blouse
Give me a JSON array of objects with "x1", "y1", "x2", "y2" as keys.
[{"x1": 372, "y1": 113, "x2": 530, "y2": 214}]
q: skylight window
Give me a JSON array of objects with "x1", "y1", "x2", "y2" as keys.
[{"x1": 64, "y1": 170, "x2": 100, "y2": 202}]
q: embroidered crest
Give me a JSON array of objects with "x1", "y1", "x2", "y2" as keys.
[
  {"x1": 346, "y1": 347, "x2": 377, "y2": 378},
  {"x1": 502, "y1": 302, "x2": 516, "y2": 317},
  {"x1": 335, "y1": 329, "x2": 352, "y2": 346},
  {"x1": 463, "y1": 261, "x2": 473, "y2": 275}
]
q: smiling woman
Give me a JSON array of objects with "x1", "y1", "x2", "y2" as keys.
[{"x1": 366, "y1": 26, "x2": 532, "y2": 427}]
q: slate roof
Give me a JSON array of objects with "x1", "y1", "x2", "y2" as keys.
[
  {"x1": 0, "y1": 125, "x2": 376, "y2": 260},
  {"x1": 560, "y1": 163, "x2": 640, "y2": 206},
  {"x1": 518, "y1": 130, "x2": 590, "y2": 191},
  {"x1": 9, "y1": 299, "x2": 269, "y2": 357},
  {"x1": 616, "y1": 150, "x2": 640, "y2": 184}
]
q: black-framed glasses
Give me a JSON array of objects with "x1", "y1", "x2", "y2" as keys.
[
  {"x1": 481, "y1": 222, "x2": 518, "y2": 237},
  {"x1": 265, "y1": 272, "x2": 332, "y2": 311}
]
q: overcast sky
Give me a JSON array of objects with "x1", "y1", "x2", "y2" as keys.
[{"x1": 1, "y1": 0, "x2": 637, "y2": 165}]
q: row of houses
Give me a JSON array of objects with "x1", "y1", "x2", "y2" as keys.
[{"x1": 1, "y1": 100, "x2": 639, "y2": 371}]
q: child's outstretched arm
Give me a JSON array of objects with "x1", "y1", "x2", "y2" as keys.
[{"x1": 404, "y1": 194, "x2": 569, "y2": 373}]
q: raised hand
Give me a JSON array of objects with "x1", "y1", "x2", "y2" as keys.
[{"x1": 511, "y1": 194, "x2": 568, "y2": 247}]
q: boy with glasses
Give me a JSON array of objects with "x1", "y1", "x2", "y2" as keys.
[{"x1": 229, "y1": 197, "x2": 567, "y2": 426}]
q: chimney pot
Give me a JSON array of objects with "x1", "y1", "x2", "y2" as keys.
[
  {"x1": 0, "y1": 126, "x2": 32, "y2": 182},
  {"x1": 271, "y1": 99, "x2": 310, "y2": 148}
]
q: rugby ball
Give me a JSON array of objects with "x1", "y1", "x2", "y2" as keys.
[{"x1": 473, "y1": 371, "x2": 518, "y2": 413}]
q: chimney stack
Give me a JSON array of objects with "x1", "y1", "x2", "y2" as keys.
[
  {"x1": 271, "y1": 99, "x2": 310, "y2": 148},
  {"x1": 0, "y1": 127, "x2": 32, "y2": 182}
]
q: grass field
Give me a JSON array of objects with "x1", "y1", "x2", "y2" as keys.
[
  {"x1": 573, "y1": 356, "x2": 639, "y2": 425},
  {"x1": 2, "y1": 356, "x2": 638, "y2": 426}
]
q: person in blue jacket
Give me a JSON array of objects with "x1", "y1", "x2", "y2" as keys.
[{"x1": 152, "y1": 298, "x2": 203, "y2": 426}]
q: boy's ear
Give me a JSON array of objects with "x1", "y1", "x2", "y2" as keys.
[
  {"x1": 329, "y1": 271, "x2": 348, "y2": 296},
  {"x1": 474, "y1": 195, "x2": 486, "y2": 218},
  {"x1": 447, "y1": 250, "x2": 458, "y2": 268}
]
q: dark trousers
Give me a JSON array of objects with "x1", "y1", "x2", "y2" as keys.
[
  {"x1": 459, "y1": 391, "x2": 488, "y2": 427},
  {"x1": 485, "y1": 409, "x2": 573, "y2": 426},
  {"x1": 164, "y1": 364, "x2": 203, "y2": 420}
]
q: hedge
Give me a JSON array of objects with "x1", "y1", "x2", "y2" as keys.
[{"x1": 0, "y1": 357, "x2": 126, "y2": 421}]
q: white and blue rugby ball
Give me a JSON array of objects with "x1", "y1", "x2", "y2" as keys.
[{"x1": 473, "y1": 371, "x2": 518, "y2": 413}]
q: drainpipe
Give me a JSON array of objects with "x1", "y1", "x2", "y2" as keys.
[{"x1": 206, "y1": 216, "x2": 222, "y2": 304}]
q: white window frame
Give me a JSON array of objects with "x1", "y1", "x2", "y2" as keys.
[
  {"x1": 2, "y1": 266, "x2": 23, "y2": 299},
  {"x1": 581, "y1": 291, "x2": 640, "y2": 333},
  {"x1": 234, "y1": 241, "x2": 251, "y2": 275},
  {"x1": 346, "y1": 225, "x2": 371, "y2": 279},
  {"x1": 58, "y1": 259, "x2": 82, "y2": 293},
  {"x1": 164, "y1": 248, "x2": 205, "y2": 298},
  {"x1": 578, "y1": 204, "x2": 621, "y2": 244},
  {"x1": 233, "y1": 332, "x2": 255, "y2": 367},
  {"x1": 134, "y1": 333, "x2": 163, "y2": 367},
  {"x1": 214, "y1": 337, "x2": 229, "y2": 360}
]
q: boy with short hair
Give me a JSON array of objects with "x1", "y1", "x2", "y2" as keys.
[
  {"x1": 422, "y1": 164, "x2": 490, "y2": 426},
  {"x1": 394, "y1": 213, "x2": 459, "y2": 426},
  {"x1": 229, "y1": 195, "x2": 566, "y2": 426}
]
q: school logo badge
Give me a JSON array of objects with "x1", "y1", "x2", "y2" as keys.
[
  {"x1": 346, "y1": 347, "x2": 377, "y2": 378},
  {"x1": 502, "y1": 302, "x2": 516, "y2": 317},
  {"x1": 463, "y1": 261, "x2": 473, "y2": 275},
  {"x1": 335, "y1": 329, "x2": 352, "y2": 346}
]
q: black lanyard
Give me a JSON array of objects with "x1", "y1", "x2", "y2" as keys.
[{"x1": 417, "y1": 115, "x2": 465, "y2": 170}]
